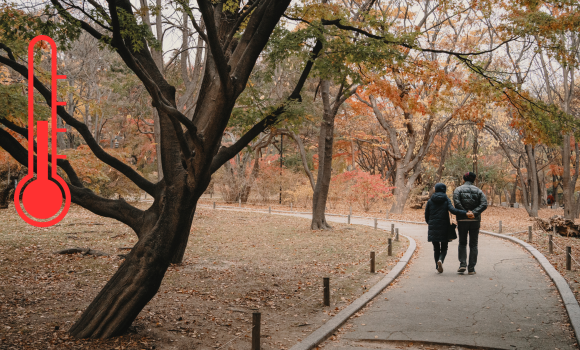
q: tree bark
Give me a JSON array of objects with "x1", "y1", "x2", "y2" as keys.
[
  {"x1": 524, "y1": 144, "x2": 539, "y2": 217},
  {"x1": 429, "y1": 131, "x2": 454, "y2": 196},
  {"x1": 69, "y1": 182, "x2": 196, "y2": 338},
  {"x1": 311, "y1": 80, "x2": 334, "y2": 230}
]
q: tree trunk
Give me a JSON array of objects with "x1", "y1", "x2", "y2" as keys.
[
  {"x1": 524, "y1": 144, "x2": 539, "y2": 217},
  {"x1": 429, "y1": 131, "x2": 453, "y2": 196},
  {"x1": 69, "y1": 182, "x2": 196, "y2": 338},
  {"x1": 311, "y1": 80, "x2": 334, "y2": 230},
  {"x1": 240, "y1": 152, "x2": 260, "y2": 203},
  {"x1": 389, "y1": 163, "x2": 421, "y2": 214},
  {"x1": 390, "y1": 181, "x2": 412, "y2": 213},
  {"x1": 472, "y1": 127, "x2": 478, "y2": 176},
  {"x1": 510, "y1": 174, "x2": 518, "y2": 206},
  {"x1": 562, "y1": 134, "x2": 573, "y2": 219}
]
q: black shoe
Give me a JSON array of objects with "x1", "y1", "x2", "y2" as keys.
[
  {"x1": 468, "y1": 270, "x2": 476, "y2": 275},
  {"x1": 457, "y1": 266, "x2": 466, "y2": 273},
  {"x1": 437, "y1": 260, "x2": 443, "y2": 273}
]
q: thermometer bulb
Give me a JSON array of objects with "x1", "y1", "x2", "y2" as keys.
[
  {"x1": 21, "y1": 121, "x2": 64, "y2": 219},
  {"x1": 14, "y1": 35, "x2": 71, "y2": 227}
]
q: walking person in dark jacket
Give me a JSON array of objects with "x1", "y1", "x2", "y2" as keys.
[
  {"x1": 453, "y1": 172, "x2": 488, "y2": 275},
  {"x1": 425, "y1": 183, "x2": 467, "y2": 273}
]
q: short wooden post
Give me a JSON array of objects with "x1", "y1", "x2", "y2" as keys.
[
  {"x1": 388, "y1": 238, "x2": 392, "y2": 256},
  {"x1": 391, "y1": 224, "x2": 394, "y2": 236},
  {"x1": 269, "y1": 206, "x2": 271, "y2": 214},
  {"x1": 528, "y1": 226, "x2": 532, "y2": 243},
  {"x1": 252, "y1": 312, "x2": 261, "y2": 350},
  {"x1": 347, "y1": 214, "x2": 351, "y2": 224},
  {"x1": 374, "y1": 218, "x2": 378, "y2": 229},
  {"x1": 566, "y1": 246, "x2": 572, "y2": 271},
  {"x1": 323, "y1": 277, "x2": 330, "y2": 306},
  {"x1": 549, "y1": 235, "x2": 553, "y2": 254},
  {"x1": 213, "y1": 202, "x2": 216, "y2": 209},
  {"x1": 395, "y1": 228, "x2": 399, "y2": 241},
  {"x1": 370, "y1": 252, "x2": 375, "y2": 273},
  {"x1": 499, "y1": 221, "x2": 502, "y2": 233}
]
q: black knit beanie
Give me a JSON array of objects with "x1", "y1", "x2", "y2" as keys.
[{"x1": 463, "y1": 172, "x2": 476, "y2": 182}]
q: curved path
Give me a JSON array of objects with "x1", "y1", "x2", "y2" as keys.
[
  {"x1": 209, "y1": 207, "x2": 578, "y2": 349},
  {"x1": 325, "y1": 219, "x2": 578, "y2": 350}
]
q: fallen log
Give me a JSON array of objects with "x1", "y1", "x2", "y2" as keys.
[
  {"x1": 54, "y1": 247, "x2": 109, "y2": 257},
  {"x1": 534, "y1": 215, "x2": 580, "y2": 237}
]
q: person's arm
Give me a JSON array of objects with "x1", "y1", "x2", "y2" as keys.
[
  {"x1": 471, "y1": 189, "x2": 488, "y2": 215},
  {"x1": 447, "y1": 198, "x2": 467, "y2": 216},
  {"x1": 425, "y1": 201, "x2": 430, "y2": 224},
  {"x1": 453, "y1": 188, "x2": 466, "y2": 210}
]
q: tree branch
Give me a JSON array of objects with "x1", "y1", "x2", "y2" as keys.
[
  {"x1": 0, "y1": 53, "x2": 156, "y2": 196},
  {"x1": 197, "y1": 0, "x2": 231, "y2": 90},
  {"x1": 0, "y1": 126, "x2": 145, "y2": 234}
]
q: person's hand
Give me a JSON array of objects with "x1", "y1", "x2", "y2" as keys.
[{"x1": 467, "y1": 211, "x2": 475, "y2": 219}]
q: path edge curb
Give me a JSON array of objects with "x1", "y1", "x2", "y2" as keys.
[
  {"x1": 289, "y1": 234, "x2": 417, "y2": 350},
  {"x1": 481, "y1": 230, "x2": 580, "y2": 343}
]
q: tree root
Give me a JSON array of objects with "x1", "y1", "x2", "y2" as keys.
[{"x1": 54, "y1": 247, "x2": 109, "y2": 257}]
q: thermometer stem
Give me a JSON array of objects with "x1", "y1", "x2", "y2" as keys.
[{"x1": 36, "y1": 121, "x2": 49, "y2": 180}]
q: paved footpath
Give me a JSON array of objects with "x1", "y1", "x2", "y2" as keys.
[
  {"x1": 214, "y1": 208, "x2": 578, "y2": 349},
  {"x1": 323, "y1": 218, "x2": 578, "y2": 350}
]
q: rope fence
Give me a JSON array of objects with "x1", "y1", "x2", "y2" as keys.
[
  {"x1": 204, "y1": 203, "x2": 576, "y2": 349},
  {"x1": 207, "y1": 204, "x2": 397, "y2": 350},
  {"x1": 510, "y1": 223, "x2": 580, "y2": 273}
]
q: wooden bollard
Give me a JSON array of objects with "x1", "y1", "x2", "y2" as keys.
[
  {"x1": 347, "y1": 214, "x2": 351, "y2": 224},
  {"x1": 566, "y1": 247, "x2": 572, "y2": 271},
  {"x1": 528, "y1": 226, "x2": 532, "y2": 242},
  {"x1": 370, "y1": 252, "x2": 375, "y2": 273},
  {"x1": 395, "y1": 228, "x2": 399, "y2": 241},
  {"x1": 252, "y1": 312, "x2": 261, "y2": 350},
  {"x1": 388, "y1": 238, "x2": 392, "y2": 256},
  {"x1": 499, "y1": 221, "x2": 502, "y2": 233},
  {"x1": 213, "y1": 202, "x2": 216, "y2": 209},
  {"x1": 323, "y1": 277, "x2": 330, "y2": 306},
  {"x1": 374, "y1": 218, "x2": 378, "y2": 229},
  {"x1": 549, "y1": 235, "x2": 553, "y2": 254}
]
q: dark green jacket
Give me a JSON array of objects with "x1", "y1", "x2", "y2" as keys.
[{"x1": 452, "y1": 181, "x2": 488, "y2": 221}]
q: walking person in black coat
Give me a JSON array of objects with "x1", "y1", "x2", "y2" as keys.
[
  {"x1": 425, "y1": 183, "x2": 467, "y2": 273},
  {"x1": 453, "y1": 172, "x2": 488, "y2": 275}
]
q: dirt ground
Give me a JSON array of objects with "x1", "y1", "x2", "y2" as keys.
[
  {"x1": 199, "y1": 197, "x2": 577, "y2": 233},
  {"x1": 511, "y1": 228, "x2": 580, "y2": 305},
  {"x1": 0, "y1": 204, "x2": 408, "y2": 350}
]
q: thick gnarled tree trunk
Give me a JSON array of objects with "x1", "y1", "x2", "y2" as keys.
[
  {"x1": 0, "y1": 0, "x2": 295, "y2": 339},
  {"x1": 70, "y1": 182, "x2": 196, "y2": 338}
]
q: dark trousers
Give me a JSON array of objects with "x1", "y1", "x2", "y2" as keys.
[
  {"x1": 458, "y1": 221, "x2": 480, "y2": 270},
  {"x1": 432, "y1": 241, "x2": 448, "y2": 267}
]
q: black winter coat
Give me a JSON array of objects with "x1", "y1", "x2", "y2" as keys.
[
  {"x1": 425, "y1": 192, "x2": 467, "y2": 242},
  {"x1": 452, "y1": 181, "x2": 488, "y2": 221}
]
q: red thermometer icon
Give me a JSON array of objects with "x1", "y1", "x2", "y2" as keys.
[{"x1": 14, "y1": 35, "x2": 71, "y2": 227}]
